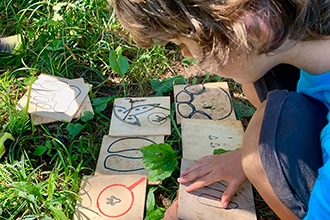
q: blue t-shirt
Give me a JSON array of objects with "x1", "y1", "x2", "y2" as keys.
[{"x1": 297, "y1": 70, "x2": 330, "y2": 219}]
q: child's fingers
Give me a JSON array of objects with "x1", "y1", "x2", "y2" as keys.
[
  {"x1": 162, "y1": 200, "x2": 179, "y2": 220},
  {"x1": 184, "y1": 179, "x2": 209, "y2": 192},
  {"x1": 220, "y1": 180, "x2": 241, "y2": 208}
]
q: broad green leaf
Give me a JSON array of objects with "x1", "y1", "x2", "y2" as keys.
[
  {"x1": 32, "y1": 140, "x2": 52, "y2": 156},
  {"x1": 140, "y1": 143, "x2": 179, "y2": 182},
  {"x1": 150, "y1": 75, "x2": 186, "y2": 96},
  {"x1": 232, "y1": 99, "x2": 256, "y2": 118},
  {"x1": 18, "y1": 191, "x2": 36, "y2": 203},
  {"x1": 145, "y1": 208, "x2": 165, "y2": 220},
  {"x1": 49, "y1": 205, "x2": 67, "y2": 220},
  {"x1": 109, "y1": 51, "x2": 129, "y2": 78},
  {"x1": 213, "y1": 148, "x2": 231, "y2": 155},
  {"x1": 45, "y1": 140, "x2": 52, "y2": 149},
  {"x1": 148, "y1": 169, "x2": 173, "y2": 182},
  {"x1": 71, "y1": 154, "x2": 79, "y2": 161},
  {"x1": 32, "y1": 145, "x2": 48, "y2": 156},
  {"x1": 66, "y1": 123, "x2": 83, "y2": 138},
  {"x1": 80, "y1": 111, "x2": 94, "y2": 122},
  {"x1": 146, "y1": 187, "x2": 157, "y2": 215},
  {"x1": 91, "y1": 96, "x2": 116, "y2": 113},
  {"x1": 11, "y1": 181, "x2": 42, "y2": 200}
]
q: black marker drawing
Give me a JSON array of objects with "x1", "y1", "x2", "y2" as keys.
[
  {"x1": 106, "y1": 196, "x2": 122, "y2": 206},
  {"x1": 113, "y1": 102, "x2": 161, "y2": 126},
  {"x1": 197, "y1": 181, "x2": 239, "y2": 209},
  {"x1": 103, "y1": 137, "x2": 157, "y2": 172},
  {"x1": 30, "y1": 79, "x2": 82, "y2": 113},
  {"x1": 208, "y1": 134, "x2": 235, "y2": 149},
  {"x1": 210, "y1": 142, "x2": 221, "y2": 148},
  {"x1": 147, "y1": 112, "x2": 168, "y2": 125},
  {"x1": 113, "y1": 98, "x2": 170, "y2": 127},
  {"x1": 175, "y1": 84, "x2": 233, "y2": 120},
  {"x1": 104, "y1": 154, "x2": 144, "y2": 172},
  {"x1": 209, "y1": 135, "x2": 219, "y2": 140},
  {"x1": 209, "y1": 135, "x2": 221, "y2": 148}
]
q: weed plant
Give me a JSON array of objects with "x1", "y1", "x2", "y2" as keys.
[{"x1": 0, "y1": 0, "x2": 259, "y2": 219}]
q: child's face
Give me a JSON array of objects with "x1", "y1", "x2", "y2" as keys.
[{"x1": 171, "y1": 36, "x2": 276, "y2": 84}]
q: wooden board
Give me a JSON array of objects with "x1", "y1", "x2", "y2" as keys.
[
  {"x1": 95, "y1": 135, "x2": 164, "y2": 176},
  {"x1": 178, "y1": 159, "x2": 257, "y2": 220},
  {"x1": 31, "y1": 94, "x2": 94, "y2": 125},
  {"x1": 109, "y1": 97, "x2": 171, "y2": 136},
  {"x1": 17, "y1": 74, "x2": 90, "y2": 122},
  {"x1": 181, "y1": 119, "x2": 244, "y2": 161},
  {"x1": 74, "y1": 175, "x2": 147, "y2": 220},
  {"x1": 173, "y1": 82, "x2": 236, "y2": 124},
  {"x1": 0, "y1": 34, "x2": 21, "y2": 52}
]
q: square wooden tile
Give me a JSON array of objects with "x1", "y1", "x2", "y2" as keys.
[
  {"x1": 74, "y1": 175, "x2": 147, "y2": 220},
  {"x1": 31, "y1": 94, "x2": 93, "y2": 125},
  {"x1": 95, "y1": 135, "x2": 164, "y2": 176},
  {"x1": 109, "y1": 97, "x2": 171, "y2": 136},
  {"x1": 17, "y1": 74, "x2": 90, "y2": 122},
  {"x1": 181, "y1": 119, "x2": 244, "y2": 161},
  {"x1": 178, "y1": 159, "x2": 256, "y2": 220},
  {"x1": 173, "y1": 82, "x2": 236, "y2": 124}
]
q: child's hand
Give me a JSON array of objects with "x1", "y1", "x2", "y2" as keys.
[
  {"x1": 162, "y1": 200, "x2": 179, "y2": 220},
  {"x1": 178, "y1": 150, "x2": 246, "y2": 208}
]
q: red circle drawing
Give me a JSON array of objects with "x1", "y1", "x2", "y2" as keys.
[
  {"x1": 96, "y1": 183, "x2": 134, "y2": 218},
  {"x1": 96, "y1": 177, "x2": 145, "y2": 218}
]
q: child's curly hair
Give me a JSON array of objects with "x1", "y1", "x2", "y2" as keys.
[{"x1": 113, "y1": 0, "x2": 330, "y2": 66}]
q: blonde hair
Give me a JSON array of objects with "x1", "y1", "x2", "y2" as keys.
[{"x1": 113, "y1": 0, "x2": 330, "y2": 66}]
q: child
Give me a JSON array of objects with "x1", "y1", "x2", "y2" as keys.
[{"x1": 112, "y1": 0, "x2": 330, "y2": 219}]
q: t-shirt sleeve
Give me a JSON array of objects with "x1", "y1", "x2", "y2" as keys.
[
  {"x1": 304, "y1": 162, "x2": 330, "y2": 219},
  {"x1": 304, "y1": 130, "x2": 330, "y2": 219}
]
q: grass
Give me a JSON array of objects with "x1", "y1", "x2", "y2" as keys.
[{"x1": 0, "y1": 0, "x2": 273, "y2": 219}]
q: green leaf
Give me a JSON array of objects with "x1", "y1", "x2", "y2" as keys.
[
  {"x1": 146, "y1": 187, "x2": 157, "y2": 215},
  {"x1": 232, "y1": 99, "x2": 256, "y2": 118},
  {"x1": 11, "y1": 181, "x2": 42, "y2": 200},
  {"x1": 49, "y1": 205, "x2": 67, "y2": 220},
  {"x1": 149, "y1": 75, "x2": 186, "y2": 96},
  {"x1": 109, "y1": 50, "x2": 129, "y2": 78},
  {"x1": 46, "y1": 173, "x2": 56, "y2": 201},
  {"x1": 33, "y1": 145, "x2": 48, "y2": 156},
  {"x1": 18, "y1": 191, "x2": 36, "y2": 203},
  {"x1": 148, "y1": 169, "x2": 173, "y2": 182},
  {"x1": 66, "y1": 123, "x2": 83, "y2": 138},
  {"x1": 80, "y1": 111, "x2": 94, "y2": 122},
  {"x1": 145, "y1": 208, "x2": 165, "y2": 220},
  {"x1": 182, "y1": 57, "x2": 197, "y2": 66},
  {"x1": 213, "y1": 148, "x2": 231, "y2": 155},
  {"x1": 91, "y1": 96, "x2": 116, "y2": 114},
  {"x1": 191, "y1": 77, "x2": 198, "y2": 85},
  {"x1": 45, "y1": 140, "x2": 52, "y2": 149},
  {"x1": 140, "y1": 143, "x2": 179, "y2": 182}
]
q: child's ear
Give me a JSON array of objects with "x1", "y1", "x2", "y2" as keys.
[{"x1": 241, "y1": 12, "x2": 273, "y2": 50}]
